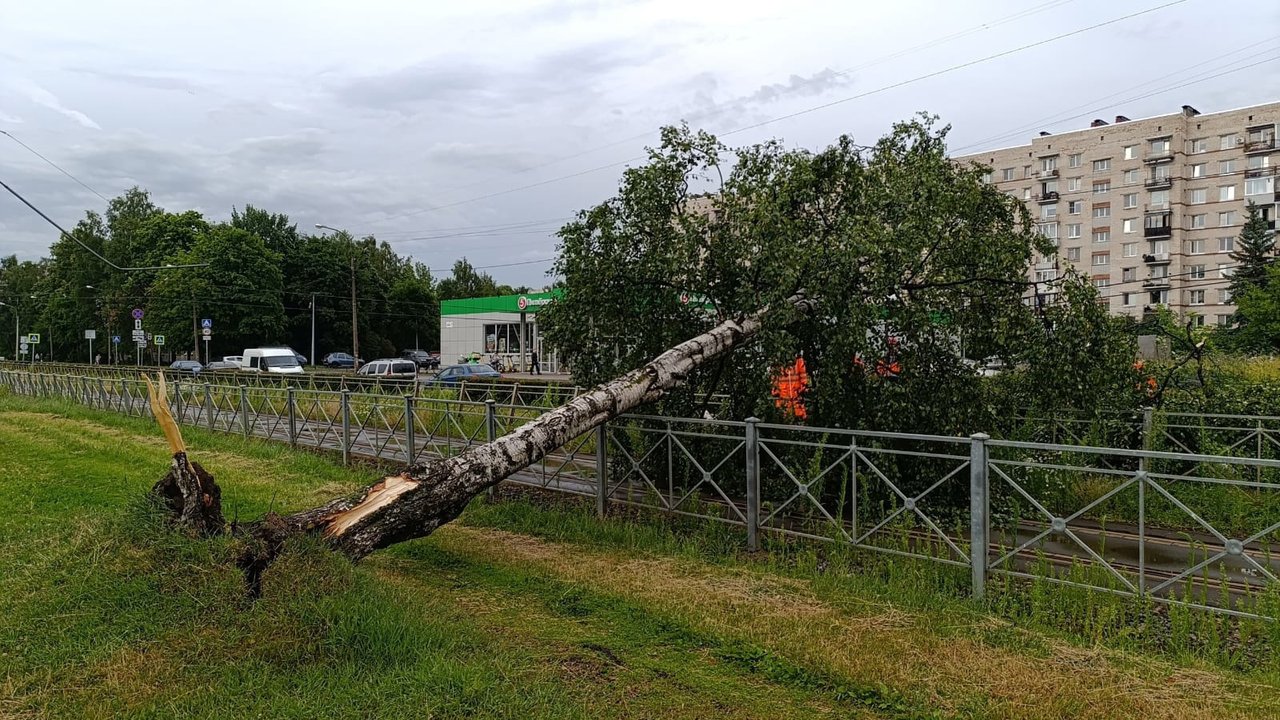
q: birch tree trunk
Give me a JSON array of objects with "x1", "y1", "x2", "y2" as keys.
[{"x1": 237, "y1": 293, "x2": 812, "y2": 571}]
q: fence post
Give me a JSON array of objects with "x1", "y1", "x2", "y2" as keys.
[
  {"x1": 595, "y1": 422, "x2": 608, "y2": 519},
  {"x1": 1141, "y1": 407, "x2": 1153, "y2": 450},
  {"x1": 203, "y1": 382, "x2": 213, "y2": 430},
  {"x1": 97, "y1": 378, "x2": 106, "y2": 410},
  {"x1": 287, "y1": 385, "x2": 297, "y2": 448},
  {"x1": 969, "y1": 432, "x2": 990, "y2": 600},
  {"x1": 485, "y1": 399, "x2": 497, "y2": 499},
  {"x1": 174, "y1": 379, "x2": 183, "y2": 421},
  {"x1": 406, "y1": 394, "x2": 418, "y2": 465},
  {"x1": 341, "y1": 389, "x2": 351, "y2": 466},
  {"x1": 745, "y1": 417, "x2": 761, "y2": 552},
  {"x1": 239, "y1": 386, "x2": 250, "y2": 438}
]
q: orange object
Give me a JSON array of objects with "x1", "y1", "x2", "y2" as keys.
[{"x1": 772, "y1": 356, "x2": 809, "y2": 420}]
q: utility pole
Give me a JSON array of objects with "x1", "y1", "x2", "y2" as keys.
[
  {"x1": 310, "y1": 292, "x2": 317, "y2": 367},
  {"x1": 191, "y1": 292, "x2": 199, "y2": 363},
  {"x1": 350, "y1": 256, "x2": 360, "y2": 367}
]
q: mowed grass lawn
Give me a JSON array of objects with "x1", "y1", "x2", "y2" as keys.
[{"x1": 3, "y1": 393, "x2": 1280, "y2": 719}]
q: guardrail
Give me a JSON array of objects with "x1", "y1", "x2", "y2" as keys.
[{"x1": 5, "y1": 367, "x2": 1279, "y2": 619}]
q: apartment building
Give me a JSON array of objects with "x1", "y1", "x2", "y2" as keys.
[{"x1": 954, "y1": 101, "x2": 1280, "y2": 326}]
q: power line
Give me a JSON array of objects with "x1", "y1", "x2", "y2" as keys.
[
  {"x1": 0, "y1": 177, "x2": 208, "y2": 271},
  {"x1": 369, "y1": 0, "x2": 1190, "y2": 224},
  {"x1": 0, "y1": 130, "x2": 110, "y2": 203}
]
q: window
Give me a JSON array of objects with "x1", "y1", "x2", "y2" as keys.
[
  {"x1": 1187, "y1": 238, "x2": 1205, "y2": 254},
  {"x1": 1093, "y1": 158, "x2": 1111, "y2": 172},
  {"x1": 1067, "y1": 177, "x2": 1083, "y2": 191},
  {"x1": 1220, "y1": 185, "x2": 1236, "y2": 201},
  {"x1": 1124, "y1": 292, "x2": 1136, "y2": 307},
  {"x1": 1002, "y1": 168, "x2": 1015, "y2": 181},
  {"x1": 1069, "y1": 200, "x2": 1083, "y2": 215},
  {"x1": 1041, "y1": 205, "x2": 1057, "y2": 219},
  {"x1": 1150, "y1": 289, "x2": 1169, "y2": 304},
  {"x1": 1220, "y1": 159, "x2": 1237, "y2": 174},
  {"x1": 1093, "y1": 181, "x2": 1110, "y2": 195},
  {"x1": 1191, "y1": 315, "x2": 1206, "y2": 328},
  {"x1": 1219, "y1": 236, "x2": 1235, "y2": 252},
  {"x1": 1150, "y1": 190, "x2": 1170, "y2": 208},
  {"x1": 1189, "y1": 188, "x2": 1208, "y2": 204},
  {"x1": 1122, "y1": 267, "x2": 1136, "y2": 282},
  {"x1": 1219, "y1": 211, "x2": 1236, "y2": 227},
  {"x1": 1246, "y1": 177, "x2": 1275, "y2": 196},
  {"x1": 1092, "y1": 253, "x2": 1110, "y2": 266},
  {"x1": 1023, "y1": 165, "x2": 1032, "y2": 179},
  {"x1": 980, "y1": 172, "x2": 992, "y2": 184},
  {"x1": 1189, "y1": 265, "x2": 1205, "y2": 279},
  {"x1": 1023, "y1": 188, "x2": 1032, "y2": 200},
  {"x1": 1190, "y1": 138, "x2": 1208, "y2": 154},
  {"x1": 1221, "y1": 134, "x2": 1238, "y2": 150},
  {"x1": 1123, "y1": 169, "x2": 1140, "y2": 185},
  {"x1": 1248, "y1": 155, "x2": 1271, "y2": 170},
  {"x1": 1069, "y1": 153, "x2": 1082, "y2": 168},
  {"x1": 483, "y1": 322, "x2": 535, "y2": 353},
  {"x1": 1189, "y1": 213, "x2": 1206, "y2": 229},
  {"x1": 1041, "y1": 156, "x2": 1058, "y2": 172},
  {"x1": 1066, "y1": 247, "x2": 1081, "y2": 262},
  {"x1": 1151, "y1": 240, "x2": 1169, "y2": 255},
  {"x1": 1092, "y1": 204, "x2": 1110, "y2": 218},
  {"x1": 1122, "y1": 193, "x2": 1138, "y2": 209},
  {"x1": 1217, "y1": 314, "x2": 1232, "y2": 327},
  {"x1": 1094, "y1": 277, "x2": 1111, "y2": 289},
  {"x1": 1037, "y1": 222, "x2": 1058, "y2": 239},
  {"x1": 1124, "y1": 145, "x2": 1138, "y2": 160},
  {"x1": 1149, "y1": 138, "x2": 1170, "y2": 155},
  {"x1": 1067, "y1": 223, "x2": 1082, "y2": 238},
  {"x1": 1220, "y1": 288, "x2": 1233, "y2": 304},
  {"x1": 1034, "y1": 268, "x2": 1058, "y2": 283},
  {"x1": 1219, "y1": 263, "x2": 1234, "y2": 278},
  {"x1": 1122, "y1": 242, "x2": 1138, "y2": 257},
  {"x1": 1093, "y1": 229, "x2": 1110, "y2": 243},
  {"x1": 1190, "y1": 163, "x2": 1206, "y2": 178},
  {"x1": 1150, "y1": 266, "x2": 1168, "y2": 279},
  {"x1": 1122, "y1": 218, "x2": 1136, "y2": 234}
]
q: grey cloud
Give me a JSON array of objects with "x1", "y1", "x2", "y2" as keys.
[
  {"x1": 745, "y1": 68, "x2": 849, "y2": 104},
  {"x1": 232, "y1": 131, "x2": 328, "y2": 167},
  {"x1": 421, "y1": 142, "x2": 543, "y2": 172},
  {"x1": 68, "y1": 67, "x2": 204, "y2": 93}
]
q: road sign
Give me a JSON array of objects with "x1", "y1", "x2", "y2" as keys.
[
  {"x1": 19, "y1": 342, "x2": 28, "y2": 353},
  {"x1": 27, "y1": 333, "x2": 39, "y2": 344},
  {"x1": 154, "y1": 335, "x2": 166, "y2": 346},
  {"x1": 84, "y1": 329, "x2": 97, "y2": 340},
  {"x1": 134, "y1": 319, "x2": 142, "y2": 330},
  {"x1": 202, "y1": 328, "x2": 211, "y2": 337},
  {"x1": 201, "y1": 318, "x2": 212, "y2": 329},
  {"x1": 132, "y1": 308, "x2": 144, "y2": 320},
  {"x1": 112, "y1": 336, "x2": 121, "y2": 344}
]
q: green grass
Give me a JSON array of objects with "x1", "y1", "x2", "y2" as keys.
[{"x1": 4, "y1": 392, "x2": 1280, "y2": 719}]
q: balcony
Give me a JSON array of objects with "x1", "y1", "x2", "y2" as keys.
[
  {"x1": 1144, "y1": 225, "x2": 1173, "y2": 238},
  {"x1": 1245, "y1": 138, "x2": 1276, "y2": 154},
  {"x1": 1144, "y1": 175, "x2": 1173, "y2": 189},
  {"x1": 1143, "y1": 152, "x2": 1174, "y2": 164},
  {"x1": 1144, "y1": 203, "x2": 1171, "y2": 214},
  {"x1": 1143, "y1": 276, "x2": 1172, "y2": 289},
  {"x1": 1036, "y1": 168, "x2": 1060, "y2": 178},
  {"x1": 1142, "y1": 252, "x2": 1171, "y2": 264},
  {"x1": 1035, "y1": 191, "x2": 1060, "y2": 203}
]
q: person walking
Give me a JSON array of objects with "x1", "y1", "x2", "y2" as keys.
[{"x1": 530, "y1": 346, "x2": 541, "y2": 375}]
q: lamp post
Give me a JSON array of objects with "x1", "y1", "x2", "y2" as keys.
[
  {"x1": 310, "y1": 292, "x2": 317, "y2": 368},
  {"x1": 84, "y1": 285, "x2": 97, "y2": 364},
  {"x1": 315, "y1": 224, "x2": 359, "y2": 368}
]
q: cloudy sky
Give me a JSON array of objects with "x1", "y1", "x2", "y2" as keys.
[{"x1": 1, "y1": 0, "x2": 1276, "y2": 287}]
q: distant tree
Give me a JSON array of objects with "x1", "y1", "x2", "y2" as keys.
[
  {"x1": 1227, "y1": 263, "x2": 1280, "y2": 353},
  {"x1": 436, "y1": 258, "x2": 511, "y2": 300},
  {"x1": 1228, "y1": 201, "x2": 1276, "y2": 301}
]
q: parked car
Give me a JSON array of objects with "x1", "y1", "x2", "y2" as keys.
[
  {"x1": 400, "y1": 349, "x2": 439, "y2": 370},
  {"x1": 428, "y1": 363, "x2": 502, "y2": 385},
  {"x1": 204, "y1": 360, "x2": 239, "y2": 371},
  {"x1": 222, "y1": 355, "x2": 243, "y2": 365},
  {"x1": 322, "y1": 352, "x2": 358, "y2": 369},
  {"x1": 168, "y1": 360, "x2": 203, "y2": 374},
  {"x1": 356, "y1": 358, "x2": 418, "y2": 378},
  {"x1": 240, "y1": 348, "x2": 304, "y2": 374}
]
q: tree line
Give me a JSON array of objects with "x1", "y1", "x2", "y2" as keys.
[{"x1": 0, "y1": 188, "x2": 529, "y2": 363}]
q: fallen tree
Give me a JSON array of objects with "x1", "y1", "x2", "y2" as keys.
[{"x1": 146, "y1": 293, "x2": 814, "y2": 594}]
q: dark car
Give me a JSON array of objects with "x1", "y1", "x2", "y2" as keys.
[
  {"x1": 400, "y1": 349, "x2": 439, "y2": 370},
  {"x1": 322, "y1": 352, "x2": 358, "y2": 369},
  {"x1": 428, "y1": 363, "x2": 501, "y2": 385},
  {"x1": 169, "y1": 360, "x2": 203, "y2": 374}
]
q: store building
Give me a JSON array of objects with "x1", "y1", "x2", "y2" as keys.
[{"x1": 439, "y1": 291, "x2": 560, "y2": 372}]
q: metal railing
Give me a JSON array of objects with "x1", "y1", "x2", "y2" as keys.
[{"x1": 5, "y1": 367, "x2": 1280, "y2": 619}]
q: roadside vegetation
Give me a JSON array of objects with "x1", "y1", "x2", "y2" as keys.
[{"x1": 5, "y1": 392, "x2": 1280, "y2": 719}]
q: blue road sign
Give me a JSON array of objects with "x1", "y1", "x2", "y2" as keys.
[
  {"x1": 112, "y1": 336, "x2": 121, "y2": 344},
  {"x1": 132, "y1": 308, "x2": 144, "y2": 320},
  {"x1": 201, "y1": 318, "x2": 213, "y2": 329}
]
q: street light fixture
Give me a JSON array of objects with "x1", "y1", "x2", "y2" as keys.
[{"x1": 315, "y1": 223, "x2": 359, "y2": 368}]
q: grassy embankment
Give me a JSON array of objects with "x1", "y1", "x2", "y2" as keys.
[{"x1": 3, "y1": 393, "x2": 1280, "y2": 719}]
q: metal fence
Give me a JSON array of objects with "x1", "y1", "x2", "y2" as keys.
[{"x1": 5, "y1": 367, "x2": 1280, "y2": 619}]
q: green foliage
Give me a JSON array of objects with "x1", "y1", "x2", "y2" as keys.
[
  {"x1": 436, "y1": 257, "x2": 522, "y2": 300},
  {"x1": 1229, "y1": 201, "x2": 1277, "y2": 301},
  {"x1": 541, "y1": 118, "x2": 1135, "y2": 433}
]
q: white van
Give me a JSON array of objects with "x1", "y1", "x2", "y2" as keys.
[{"x1": 240, "y1": 348, "x2": 304, "y2": 374}]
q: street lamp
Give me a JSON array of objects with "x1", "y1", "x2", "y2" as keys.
[
  {"x1": 0, "y1": 301, "x2": 18, "y2": 360},
  {"x1": 315, "y1": 224, "x2": 359, "y2": 368}
]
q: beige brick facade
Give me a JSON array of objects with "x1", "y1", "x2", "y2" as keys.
[{"x1": 953, "y1": 101, "x2": 1280, "y2": 326}]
